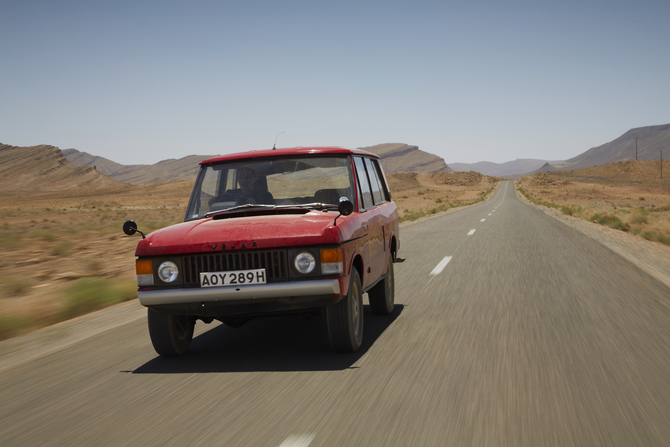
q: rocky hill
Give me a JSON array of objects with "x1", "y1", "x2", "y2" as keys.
[
  {"x1": 361, "y1": 143, "x2": 454, "y2": 174},
  {"x1": 555, "y1": 124, "x2": 670, "y2": 171},
  {"x1": 63, "y1": 149, "x2": 214, "y2": 184},
  {"x1": 0, "y1": 144, "x2": 125, "y2": 193},
  {"x1": 61, "y1": 149, "x2": 127, "y2": 175}
]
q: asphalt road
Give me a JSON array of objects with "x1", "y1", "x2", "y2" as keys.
[{"x1": 1, "y1": 181, "x2": 669, "y2": 446}]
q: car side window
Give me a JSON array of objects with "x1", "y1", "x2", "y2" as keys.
[
  {"x1": 365, "y1": 158, "x2": 384, "y2": 205},
  {"x1": 371, "y1": 159, "x2": 391, "y2": 201},
  {"x1": 353, "y1": 157, "x2": 373, "y2": 210}
]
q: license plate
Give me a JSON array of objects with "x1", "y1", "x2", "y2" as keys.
[{"x1": 200, "y1": 269, "x2": 267, "y2": 288}]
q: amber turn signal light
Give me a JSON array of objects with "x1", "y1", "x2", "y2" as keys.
[
  {"x1": 320, "y1": 248, "x2": 341, "y2": 263},
  {"x1": 136, "y1": 260, "x2": 153, "y2": 275}
]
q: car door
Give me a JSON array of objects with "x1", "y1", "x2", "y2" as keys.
[{"x1": 353, "y1": 156, "x2": 385, "y2": 289}]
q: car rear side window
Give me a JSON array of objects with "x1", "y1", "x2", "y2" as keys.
[
  {"x1": 353, "y1": 157, "x2": 373, "y2": 210},
  {"x1": 365, "y1": 158, "x2": 385, "y2": 205},
  {"x1": 372, "y1": 159, "x2": 390, "y2": 201}
]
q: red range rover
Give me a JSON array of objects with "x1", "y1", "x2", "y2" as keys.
[{"x1": 124, "y1": 147, "x2": 400, "y2": 356}]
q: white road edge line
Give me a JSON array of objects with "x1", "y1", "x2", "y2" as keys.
[
  {"x1": 279, "y1": 434, "x2": 316, "y2": 447},
  {"x1": 430, "y1": 256, "x2": 453, "y2": 276}
]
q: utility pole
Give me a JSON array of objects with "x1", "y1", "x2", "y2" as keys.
[
  {"x1": 635, "y1": 136, "x2": 638, "y2": 160},
  {"x1": 661, "y1": 149, "x2": 663, "y2": 179}
]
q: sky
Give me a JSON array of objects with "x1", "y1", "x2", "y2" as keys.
[{"x1": 1, "y1": 0, "x2": 669, "y2": 166}]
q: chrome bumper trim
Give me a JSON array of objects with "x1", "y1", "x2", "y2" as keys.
[{"x1": 138, "y1": 279, "x2": 341, "y2": 306}]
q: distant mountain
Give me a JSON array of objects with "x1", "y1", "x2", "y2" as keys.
[
  {"x1": 63, "y1": 149, "x2": 215, "y2": 184},
  {"x1": 61, "y1": 149, "x2": 126, "y2": 175},
  {"x1": 449, "y1": 159, "x2": 563, "y2": 178},
  {"x1": 63, "y1": 143, "x2": 452, "y2": 184},
  {"x1": 361, "y1": 143, "x2": 454, "y2": 174},
  {"x1": 0, "y1": 144, "x2": 124, "y2": 192},
  {"x1": 509, "y1": 162, "x2": 560, "y2": 180},
  {"x1": 554, "y1": 124, "x2": 670, "y2": 171}
]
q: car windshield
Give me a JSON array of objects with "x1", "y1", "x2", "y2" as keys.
[{"x1": 185, "y1": 156, "x2": 355, "y2": 220}]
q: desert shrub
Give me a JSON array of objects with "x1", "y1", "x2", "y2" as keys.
[
  {"x1": 435, "y1": 198, "x2": 443, "y2": 204},
  {"x1": 0, "y1": 233, "x2": 23, "y2": 250},
  {"x1": 1, "y1": 278, "x2": 31, "y2": 297},
  {"x1": 399, "y1": 211, "x2": 426, "y2": 223},
  {"x1": 639, "y1": 231, "x2": 670, "y2": 246},
  {"x1": 87, "y1": 258, "x2": 104, "y2": 272},
  {"x1": 417, "y1": 191, "x2": 424, "y2": 196},
  {"x1": 51, "y1": 241, "x2": 72, "y2": 257},
  {"x1": 29, "y1": 230, "x2": 58, "y2": 242},
  {"x1": 591, "y1": 213, "x2": 627, "y2": 231},
  {"x1": 561, "y1": 206, "x2": 579, "y2": 216},
  {"x1": 0, "y1": 315, "x2": 35, "y2": 341},
  {"x1": 60, "y1": 278, "x2": 137, "y2": 320},
  {"x1": 630, "y1": 209, "x2": 649, "y2": 224},
  {"x1": 641, "y1": 231, "x2": 658, "y2": 241}
]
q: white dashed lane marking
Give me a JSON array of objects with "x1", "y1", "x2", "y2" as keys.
[
  {"x1": 467, "y1": 229, "x2": 476, "y2": 236},
  {"x1": 279, "y1": 434, "x2": 316, "y2": 447},
  {"x1": 430, "y1": 256, "x2": 453, "y2": 276},
  {"x1": 480, "y1": 219, "x2": 486, "y2": 222}
]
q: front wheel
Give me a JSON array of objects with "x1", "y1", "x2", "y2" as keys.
[
  {"x1": 327, "y1": 269, "x2": 364, "y2": 352},
  {"x1": 148, "y1": 309, "x2": 194, "y2": 356},
  {"x1": 368, "y1": 253, "x2": 395, "y2": 315}
]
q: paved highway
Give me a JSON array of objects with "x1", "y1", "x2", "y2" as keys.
[{"x1": 1, "y1": 181, "x2": 669, "y2": 446}]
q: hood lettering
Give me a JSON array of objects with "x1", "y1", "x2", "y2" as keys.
[{"x1": 210, "y1": 242, "x2": 257, "y2": 250}]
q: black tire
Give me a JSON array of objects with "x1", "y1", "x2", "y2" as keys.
[
  {"x1": 147, "y1": 309, "x2": 194, "y2": 356},
  {"x1": 368, "y1": 253, "x2": 395, "y2": 315},
  {"x1": 327, "y1": 268, "x2": 364, "y2": 352}
]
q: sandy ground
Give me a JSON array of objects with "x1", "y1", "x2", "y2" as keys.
[{"x1": 516, "y1": 161, "x2": 670, "y2": 242}]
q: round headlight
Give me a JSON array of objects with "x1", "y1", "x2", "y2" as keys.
[
  {"x1": 294, "y1": 252, "x2": 316, "y2": 274},
  {"x1": 157, "y1": 261, "x2": 179, "y2": 283}
]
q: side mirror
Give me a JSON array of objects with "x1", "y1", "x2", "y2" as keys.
[
  {"x1": 338, "y1": 199, "x2": 354, "y2": 216},
  {"x1": 122, "y1": 220, "x2": 137, "y2": 235},
  {"x1": 123, "y1": 220, "x2": 145, "y2": 238},
  {"x1": 334, "y1": 199, "x2": 354, "y2": 226}
]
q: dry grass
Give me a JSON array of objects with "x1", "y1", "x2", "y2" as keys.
[{"x1": 0, "y1": 181, "x2": 192, "y2": 340}]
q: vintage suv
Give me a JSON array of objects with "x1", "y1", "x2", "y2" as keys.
[{"x1": 123, "y1": 147, "x2": 400, "y2": 356}]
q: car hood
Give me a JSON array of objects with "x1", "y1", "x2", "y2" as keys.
[{"x1": 135, "y1": 210, "x2": 344, "y2": 256}]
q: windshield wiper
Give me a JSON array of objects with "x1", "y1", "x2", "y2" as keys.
[
  {"x1": 287, "y1": 202, "x2": 339, "y2": 210},
  {"x1": 205, "y1": 203, "x2": 276, "y2": 217}
]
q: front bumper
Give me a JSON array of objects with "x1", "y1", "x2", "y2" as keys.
[{"x1": 138, "y1": 279, "x2": 341, "y2": 306}]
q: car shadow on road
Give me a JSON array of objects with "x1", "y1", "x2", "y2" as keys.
[{"x1": 132, "y1": 304, "x2": 404, "y2": 374}]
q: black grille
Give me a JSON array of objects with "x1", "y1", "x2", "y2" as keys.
[{"x1": 183, "y1": 250, "x2": 289, "y2": 285}]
